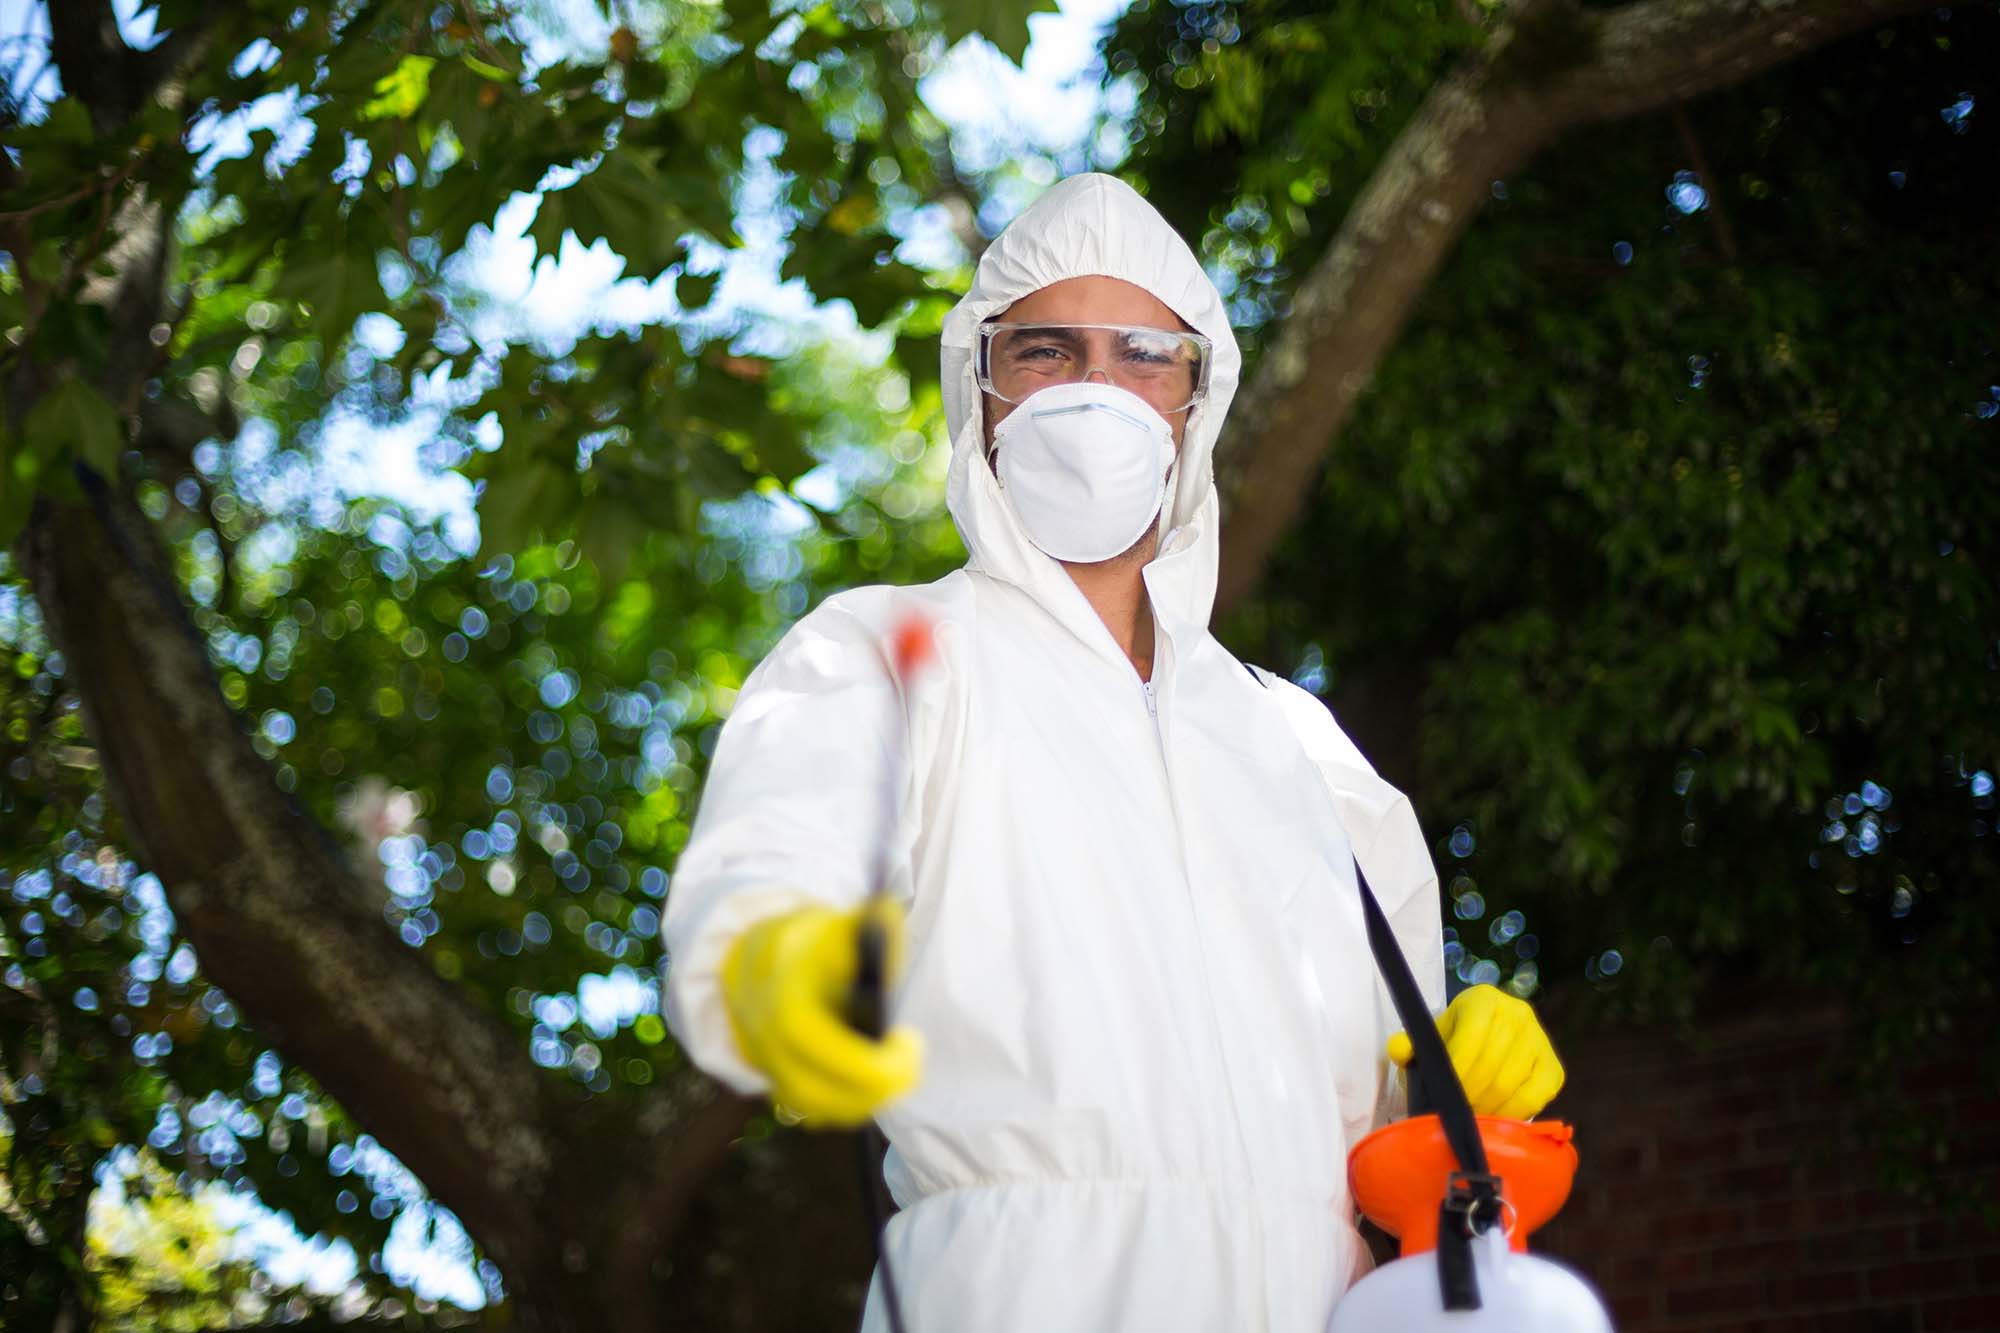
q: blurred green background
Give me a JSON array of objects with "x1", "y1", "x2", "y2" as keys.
[{"x1": 0, "y1": 0, "x2": 1993, "y2": 1326}]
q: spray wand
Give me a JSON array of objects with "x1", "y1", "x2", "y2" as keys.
[{"x1": 842, "y1": 611, "x2": 936, "y2": 1333}]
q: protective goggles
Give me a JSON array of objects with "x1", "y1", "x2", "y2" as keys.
[{"x1": 975, "y1": 322, "x2": 1213, "y2": 415}]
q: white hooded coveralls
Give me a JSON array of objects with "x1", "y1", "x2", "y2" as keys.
[{"x1": 662, "y1": 173, "x2": 1447, "y2": 1332}]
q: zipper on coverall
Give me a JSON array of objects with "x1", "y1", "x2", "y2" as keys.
[{"x1": 1135, "y1": 655, "x2": 1273, "y2": 1330}]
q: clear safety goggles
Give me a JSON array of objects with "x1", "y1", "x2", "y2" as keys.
[{"x1": 975, "y1": 322, "x2": 1213, "y2": 416}]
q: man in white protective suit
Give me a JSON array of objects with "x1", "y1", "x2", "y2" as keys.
[{"x1": 661, "y1": 172, "x2": 1565, "y2": 1332}]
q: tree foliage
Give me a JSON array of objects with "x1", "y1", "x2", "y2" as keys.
[
  {"x1": 1107, "y1": 0, "x2": 1481, "y2": 338},
  {"x1": 1119, "y1": 0, "x2": 1998, "y2": 1151},
  {"x1": 0, "y1": 0, "x2": 977, "y2": 1325}
]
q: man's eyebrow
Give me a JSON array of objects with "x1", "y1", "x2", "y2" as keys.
[{"x1": 995, "y1": 324, "x2": 1086, "y2": 349}]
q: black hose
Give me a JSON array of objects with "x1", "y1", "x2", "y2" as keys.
[
  {"x1": 855, "y1": 1123, "x2": 909, "y2": 1333},
  {"x1": 847, "y1": 909, "x2": 911, "y2": 1333}
]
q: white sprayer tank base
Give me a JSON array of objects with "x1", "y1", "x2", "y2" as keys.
[{"x1": 1327, "y1": 1229, "x2": 1615, "y2": 1332}]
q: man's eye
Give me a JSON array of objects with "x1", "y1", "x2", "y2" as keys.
[
  {"x1": 1117, "y1": 336, "x2": 1187, "y2": 367},
  {"x1": 1117, "y1": 346, "x2": 1186, "y2": 375},
  {"x1": 1010, "y1": 344, "x2": 1069, "y2": 364}
]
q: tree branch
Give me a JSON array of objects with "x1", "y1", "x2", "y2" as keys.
[
  {"x1": 1212, "y1": 0, "x2": 1938, "y2": 616},
  {"x1": 17, "y1": 11, "x2": 756, "y2": 1315},
  {"x1": 1539, "y1": 0, "x2": 1935, "y2": 126},
  {"x1": 46, "y1": 0, "x2": 213, "y2": 133},
  {"x1": 16, "y1": 454, "x2": 755, "y2": 1324},
  {"x1": 46, "y1": 0, "x2": 154, "y2": 131},
  {"x1": 600, "y1": 1082, "x2": 753, "y2": 1333},
  {"x1": 1672, "y1": 104, "x2": 1739, "y2": 262}
]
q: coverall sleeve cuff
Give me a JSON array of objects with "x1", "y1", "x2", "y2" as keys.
[{"x1": 661, "y1": 883, "x2": 825, "y2": 1097}]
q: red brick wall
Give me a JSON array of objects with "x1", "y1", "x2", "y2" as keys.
[{"x1": 1533, "y1": 995, "x2": 2000, "y2": 1331}]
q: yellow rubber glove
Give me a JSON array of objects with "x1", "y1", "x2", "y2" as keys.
[
  {"x1": 1385, "y1": 984, "x2": 1565, "y2": 1120},
  {"x1": 719, "y1": 899, "x2": 923, "y2": 1128}
]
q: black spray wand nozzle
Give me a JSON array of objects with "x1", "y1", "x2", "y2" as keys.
[{"x1": 845, "y1": 907, "x2": 890, "y2": 1041}]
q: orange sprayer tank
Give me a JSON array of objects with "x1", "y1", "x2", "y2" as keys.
[{"x1": 1347, "y1": 1114, "x2": 1579, "y2": 1255}]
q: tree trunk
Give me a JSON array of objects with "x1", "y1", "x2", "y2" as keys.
[{"x1": 17, "y1": 468, "x2": 751, "y2": 1329}]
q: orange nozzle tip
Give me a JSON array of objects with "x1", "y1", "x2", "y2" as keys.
[{"x1": 890, "y1": 613, "x2": 937, "y2": 681}]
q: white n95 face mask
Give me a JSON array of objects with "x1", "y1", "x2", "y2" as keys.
[{"x1": 990, "y1": 381, "x2": 1178, "y2": 564}]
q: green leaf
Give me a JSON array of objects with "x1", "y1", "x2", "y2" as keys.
[
  {"x1": 478, "y1": 460, "x2": 568, "y2": 558},
  {"x1": 528, "y1": 151, "x2": 684, "y2": 278},
  {"x1": 25, "y1": 378, "x2": 123, "y2": 477},
  {"x1": 577, "y1": 495, "x2": 647, "y2": 585},
  {"x1": 674, "y1": 268, "x2": 718, "y2": 310},
  {"x1": 896, "y1": 331, "x2": 942, "y2": 388},
  {"x1": 27, "y1": 239, "x2": 64, "y2": 284},
  {"x1": 36, "y1": 97, "x2": 95, "y2": 148},
  {"x1": 934, "y1": 0, "x2": 1061, "y2": 64},
  {"x1": 422, "y1": 164, "x2": 504, "y2": 256},
  {"x1": 361, "y1": 55, "x2": 438, "y2": 121},
  {"x1": 623, "y1": 58, "x2": 668, "y2": 104},
  {"x1": 780, "y1": 239, "x2": 928, "y2": 327},
  {"x1": 0, "y1": 427, "x2": 39, "y2": 545},
  {"x1": 270, "y1": 219, "x2": 389, "y2": 354},
  {"x1": 424, "y1": 58, "x2": 514, "y2": 165}
]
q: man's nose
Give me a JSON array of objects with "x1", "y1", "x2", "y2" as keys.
[{"x1": 1078, "y1": 334, "x2": 1118, "y2": 386}]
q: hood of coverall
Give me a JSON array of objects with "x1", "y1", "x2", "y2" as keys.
[{"x1": 941, "y1": 173, "x2": 1242, "y2": 646}]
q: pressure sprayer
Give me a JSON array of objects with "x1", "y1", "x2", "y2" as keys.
[
  {"x1": 841, "y1": 611, "x2": 937, "y2": 1333},
  {"x1": 1328, "y1": 862, "x2": 1614, "y2": 1331}
]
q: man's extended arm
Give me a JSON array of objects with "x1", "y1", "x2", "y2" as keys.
[{"x1": 660, "y1": 593, "x2": 919, "y2": 1108}]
